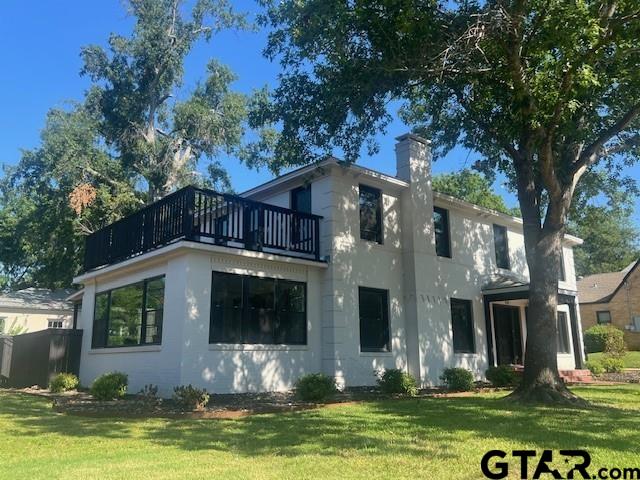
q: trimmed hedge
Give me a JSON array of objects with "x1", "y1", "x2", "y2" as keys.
[
  {"x1": 440, "y1": 368, "x2": 474, "y2": 391},
  {"x1": 49, "y1": 373, "x2": 79, "y2": 393},
  {"x1": 90, "y1": 372, "x2": 128, "y2": 400},
  {"x1": 377, "y1": 369, "x2": 419, "y2": 396},
  {"x1": 295, "y1": 373, "x2": 337, "y2": 402},
  {"x1": 584, "y1": 325, "x2": 625, "y2": 353}
]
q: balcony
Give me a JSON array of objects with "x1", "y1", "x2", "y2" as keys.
[{"x1": 83, "y1": 186, "x2": 323, "y2": 271}]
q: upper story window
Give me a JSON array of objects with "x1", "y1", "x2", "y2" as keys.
[
  {"x1": 359, "y1": 185, "x2": 383, "y2": 244},
  {"x1": 556, "y1": 311, "x2": 571, "y2": 354},
  {"x1": 559, "y1": 249, "x2": 566, "y2": 281},
  {"x1": 92, "y1": 276, "x2": 165, "y2": 348},
  {"x1": 210, "y1": 272, "x2": 307, "y2": 345},
  {"x1": 596, "y1": 311, "x2": 612, "y2": 325},
  {"x1": 48, "y1": 320, "x2": 63, "y2": 329},
  {"x1": 493, "y1": 224, "x2": 510, "y2": 270},
  {"x1": 450, "y1": 298, "x2": 475, "y2": 353},
  {"x1": 291, "y1": 184, "x2": 312, "y2": 214},
  {"x1": 359, "y1": 287, "x2": 390, "y2": 352},
  {"x1": 433, "y1": 206, "x2": 451, "y2": 258}
]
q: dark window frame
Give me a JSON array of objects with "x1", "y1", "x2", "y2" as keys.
[
  {"x1": 434, "y1": 206, "x2": 452, "y2": 258},
  {"x1": 493, "y1": 224, "x2": 511, "y2": 270},
  {"x1": 359, "y1": 184, "x2": 383, "y2": 244},
  {"x1": 209, "y1": 271, "x2": 308, "y2": 346},
  {"x1": 91, "y1": 275, "x2": 165, "y2": 349},
  {"x1": 557, "y1": 311, "x2": 571, "y2": 354},
  {"x1": 450, "y1": 298, "x2": 476, "y2": 354},
  {"x1": 358, "y1": 286, "x2": 391, "y2": 353},
  {"x1": 291, "y1": 184, "x2": 312, "y2": 214},
  {"x1": 596, "y1": 310, "x2": 612, "y2": 325}
]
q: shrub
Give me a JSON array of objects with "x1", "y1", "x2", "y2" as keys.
[
  {"x1": 604, "y1": 331, "x2": 626, "y2": 358},
  {"x1": 172, "y1": 385, "x2": 210, "y2": 411},
  {"x1": 295, "y1": 373, "x2": 337, "y2": 402},
  {"x1": 90, "y1": 372, "x2": 128, "y2": 400},
  {"x1": 584, "y1": 325, "x2": 625, "y2": 354},
  {"x1": 485, "y1": 366, "x2": 519, "y2": 387},
  {"x1": 376, "y1": 369, "x2": 419, "y2": 396},
  {"x1": 137, "y1": 384, "x2": 160, "y2": 407},
  {"x1": 440, "y1": 368, "x2": 474, "y2": 391},
  {"x1": 601, "y1": 356, "x2": 624, "y2": 373},
  {"x1": 49, "y1": 373, "x2": 79, "y2": 393},
  {"x1": 585, "y1": 360, "x2": 605, "y2": 375}
]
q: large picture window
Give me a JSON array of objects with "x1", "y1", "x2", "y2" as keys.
[
  {"x1": 92, "y1": 276, "x2": 165, "y2": 348},
  {"x1": 493, "y1": 224, "x2": 511, "y2": 270},
  {"x1": 434, "y1": 206, "x2": 451, "y2": 258},
  {"x1": 450, "y1": 298, "x2": 475, "y2": 353},
  {"x1": 359, "y1": 185, "x2": 383, "y2": 244},
  {"x1": 557, "y1": 311, "x2": 571, "y2": 354},
  {"x1": 210, "y1": 272, "x2": 307, "y2": 345},
  {"x1": 359, "y1": 287, "x2": 390, "y2": 352}
]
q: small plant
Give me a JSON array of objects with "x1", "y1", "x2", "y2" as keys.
[
  {"x1": 137, "y1": 384, "x2": 161, "y2": 407},
  {"x1": 584, "y1": 325, "x2": 624, "y2": 353},
  {"x1": 604, "y1": 331, "x2": 626, "y2": 358},
  {"x1": 601, "y1": 356, "x2": 624, "y2": 373},
  {"x1": 440, "y1": 367, "x2": 474, "y2": 392},
  {"x1": 585, "y1": 360, "x2": 605, "y2": 375},
  {"x1": 172, "y1": 385, "x2": 210, "y2": 411},
  {"x1": 49, "y1": 373, "x2": 79, "y2": 393},
  {"x1": 485, "y1": 366, "x2": 519, "y2": 388},
  {"x1": 90, "y1": 372, "x2": 128, "y2": 400},
  {"x1": 295, "y1": 373, "x2": 337, "y2": 402},
  {"x1": 376, "y1": 368, "x2": 419, "y2": 396}
]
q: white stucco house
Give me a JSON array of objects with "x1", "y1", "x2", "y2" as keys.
[
  {"x1": 0, "y1": 288, "x2": 75, "y2": 334},
  {"x1": 73, "y1": 134, "x2": 586, "y2": 396}
]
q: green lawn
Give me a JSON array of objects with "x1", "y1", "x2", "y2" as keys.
[
  {"x1": 1, "y1": 386, "x2": 640, "y2": 479},
  {"x1": 588, "y1": 351, "x2": 640, "y2": 368}
]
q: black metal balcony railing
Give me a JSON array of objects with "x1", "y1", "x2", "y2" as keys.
[{"x1": 83, "y1": 186, "x2": 323, "y2": 271}]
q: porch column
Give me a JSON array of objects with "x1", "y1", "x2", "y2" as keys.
[
  {"x1": 483, "y1": 298, "x2": 496, "y2": 367},
  {"x1": 568, "y1": 299, "x2": 586, "y2": 369}
]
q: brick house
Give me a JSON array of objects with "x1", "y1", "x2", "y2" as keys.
[{"x1": 577, "y1": 260, "x2": 640, "y2": 350}]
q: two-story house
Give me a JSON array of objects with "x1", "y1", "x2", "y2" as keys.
[{"x1": 72, "y1": 134, "x2": 586, "y2": 395}]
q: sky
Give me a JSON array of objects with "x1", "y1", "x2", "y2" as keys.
[{"x1": 0, "y1": 0, "x2": 638, "y2": 224}]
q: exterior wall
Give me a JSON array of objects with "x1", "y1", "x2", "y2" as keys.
[
  {"x1": 77, "y1": 249, "x2": 324, "y2": 396},
  {"x1": 0, "y1": 307, "x2": 72, "y2": 334},
  {"x1": 580, "y1": 266, "x2": 640, "y2": 350}
]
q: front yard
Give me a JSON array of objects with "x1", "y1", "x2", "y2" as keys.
[
  {"x1": 1, "y1": 385, "x2": 639, "y2": 479},
  {"x1": 588, "y1": 351, "x2": 640, "y2": 368}
]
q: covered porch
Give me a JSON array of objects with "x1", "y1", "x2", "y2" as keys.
[{"x1": 482, "y1": 276, "x2": 586, "y2": 370}]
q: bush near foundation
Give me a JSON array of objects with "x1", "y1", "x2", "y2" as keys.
[
  {"x1": 584, "y1": 325, "x2": 625, "y2": 354},
  {"x1": 440, "y1": 368, "x2": 474, "y2": 391},
  {"x1": 90, "y1": 372, "x2": 128, "y2": 400},
  {"x1": 49, "y1": 373, "x2": 79, "y2": 393},
  {"x1": 376, "y1": 369, "x2": 419, "y2": 396},
  {"x1": 295, "y1": 373, "x2": 337, "y2": 401}
]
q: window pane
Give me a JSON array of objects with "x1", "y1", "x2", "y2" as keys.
[
  {"x1": 246, "y1": 276, "x2": 276, "y2": 344},
  {"x1": 451, "y1": 299, "x2": 475, "y2": 353},
  {"x1": 434, "y1": 207, "x2": 451, "y2": 258},
  {"x1": 291, "y1": 185, "x2": 311, "y2": 214},
  {"x1": 597, "y1": 311, "x2": 612, "y2": 325},
  {"x1": 144, "y1": 277, "x2": 165, "y2": 344},
  {"x1": 493, "y1": 224, "x2": 510, "y2": 269},
  {"x1": 359, "y1": 186, "x2": 382, "y2": 243},
  {"x1": 108, "y1": 283, "x2": 144, "y2": 347},
  {"x1": 276, "y1": 281, "x2": 307, "y2": 344},
  {"x1": 359, "y1": 287, "x2": 390, "y2": 352},
  {"x1": 92, "y1": 292, "x2": 110, "y2": 348},
  {"x1": 211, "y1": 272, "x2": 243, "y2": 343},
  {"x1": 557, "y1": 312, "x2": 571, "y2": 353}
]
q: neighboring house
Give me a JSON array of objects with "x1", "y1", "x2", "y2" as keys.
[
  {"x1": 73, "y1": 134, "x2": 586, "y2": 396},
  {"x1": 577, "y1": 260, "x2": 640, "y2": 350},
  {"x1": 0, "y1": 288, "x2": 74, "y2": 334}
]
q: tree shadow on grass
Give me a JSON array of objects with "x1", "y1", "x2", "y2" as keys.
[{"x1": 1, "y1": 386, "x2": 639, "y2": 460}]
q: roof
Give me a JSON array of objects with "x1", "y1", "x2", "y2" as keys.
[
  {"x1": 577, "y1": 260, "x2": 640, "y2": 304},
  {"x1": 482, "y1": 273, "x2": 530, "y2": 294},
  {"x1": 0, "y1": 288, "x2": 75, "y2": 311},
  {"x1": 241, "y1": 154, "x2": 583, "y2": 247}
]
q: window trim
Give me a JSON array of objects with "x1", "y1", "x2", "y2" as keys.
[
  {"x1": 493, "y1": 224, "x2": 511, "y2": 270},
  {"x1": 434, "y1": 206, "x2": 452, "y2": 258},
  {"x1": 558, "y1": 249, "x2": 566, "y2": 282},
  {"x1": 359, "y1": 184, "x2": 384, "y2": 244},
  {"x1": 91, "y1": 275, "x2": 165, "y2": 349},
  {"x1": 209, "y1": 271, "x2": 308, "y2": 346},
  {"x1": 596, "y1": 310, "x2": 612, "y2": 325},
  {"x1": 450, "y1": 298, "x2": 476, "y2": 354},
  {"x1": 291, "y1": 184, "x2": 312, "y2": 214},
  {"x1": 556, "y1": 311, "x2": 571, "y2": 354},
  {"x1": 358, "y1": 286, "x2": 391, "y2": 353}
]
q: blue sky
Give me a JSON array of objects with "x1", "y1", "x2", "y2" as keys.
[{"x1": 0, "y1": 0, "x2": 638, "y2": 224}]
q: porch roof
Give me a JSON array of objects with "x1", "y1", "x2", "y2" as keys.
[{"x1": 482, "y1": 274, "x2": 577, "y2": 303}]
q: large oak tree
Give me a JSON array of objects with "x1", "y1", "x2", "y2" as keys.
[{"x1": 255, "y1": 0, "x2": 640, "y2": 403}]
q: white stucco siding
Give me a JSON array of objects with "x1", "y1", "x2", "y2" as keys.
[{"x1": 0, "y1": 308, "x2": 72, "y2": 333}]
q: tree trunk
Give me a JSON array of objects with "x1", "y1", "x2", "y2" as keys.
[{"x1": 508, "y1": 197, "x2": 587, "y2": 405}]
